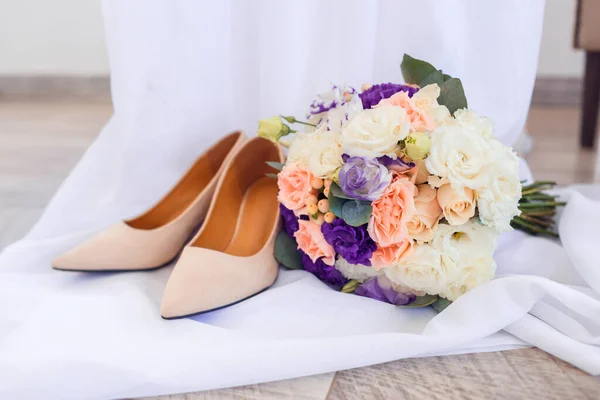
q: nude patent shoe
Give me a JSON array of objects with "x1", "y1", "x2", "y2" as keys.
[
  {"x1": 160, "y1": 137, "x2": 284, "y2": 319},
  {"x1": 52, "y1": 131, "x2": 246, "y2": 272}
]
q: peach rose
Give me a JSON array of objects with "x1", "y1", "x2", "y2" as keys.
[
  {"x1": 437, "y1": 184, "x2": 475, "y2": 225},
  {"x1": 294, "y1": 220, "x2": 336, "y2": 266},
  {"x1": 407, "y1": 184, "x2": 443, "y2": 243},
  {"x1": 413, "y1": 160, "x2": 429, "y2": 185},
  {"x1": 379, "y1": 91, "x2": 434, "y2": 132},
  {"x1": 367, "y1": 176, "x2": 416, "y2": 247},
  {"x1": 371, "y1": 240, "x2": 414, "y2": 269},
  {"x1": 277, "y1": 163, "x2": 315, "y2": 211}
]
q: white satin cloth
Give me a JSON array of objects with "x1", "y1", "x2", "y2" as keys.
[{"x1": 2, "y1": 0, "x2": 599, "y2": 399}]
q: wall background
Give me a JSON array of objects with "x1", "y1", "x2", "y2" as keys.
[{"x1": 0, "y1": 0, "x2": 586, "y2": 78}]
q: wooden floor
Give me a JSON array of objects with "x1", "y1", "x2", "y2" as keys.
[{"x1": 1, "y1": 98, "x2": 599, "y2": 399}]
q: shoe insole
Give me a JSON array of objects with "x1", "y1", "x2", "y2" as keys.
[{"x1": 225, "y1": 177, "x2": 279, "y2": 257}]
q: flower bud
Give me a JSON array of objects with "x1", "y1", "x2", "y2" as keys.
[
  {"x1": 405, "y1": 132, "x2": 431, "y2": 160},
  {"x1": 281, "y1": 115, "x2": 296, "y2": 123},
  {"x1": 361, "y1": 83, "x2": 372, "y2": 92},
  {"x1": 257, "y1": 116, "x2": 293, "y2": 143}
]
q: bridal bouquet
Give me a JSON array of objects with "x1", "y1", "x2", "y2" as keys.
[{"x1": 259, "y1": 55, "x2": 563, "y2": 308}]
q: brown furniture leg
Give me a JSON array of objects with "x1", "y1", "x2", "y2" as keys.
[{"x1": 581, "y1": 51, "x2": 600, "y2": 148}]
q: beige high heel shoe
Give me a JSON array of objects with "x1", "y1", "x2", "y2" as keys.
[
  {"x1": 52, "y1": 131, "x2": 246, "y2": 272},
  {"x1": 160, "y1": 137, "x2": 284, "y2": 319}
]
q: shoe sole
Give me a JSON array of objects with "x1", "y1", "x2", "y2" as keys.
[{"x1": 160, "y1": 285, "x2": 272, "y2": 320}]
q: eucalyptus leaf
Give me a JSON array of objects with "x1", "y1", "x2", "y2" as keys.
[
  {"x1": 265, "y1": 173, "x2": 278, "y2": 179},
  {"x1": 442, "y1": 73, "x2": 452, "y2": 81},
  {"x1": 432, "y1": 297, "x2": 452, "y2": 313},
  {"x1": 438, "y1": 78, "x2": 468, "y2": 115},
  {"x1": 265, "y1": 161, "x2": 284, "y2": 171},
  {"x1": 341, "y1": 200, "x2": 372, "y2": 227},
  {"x1": 398, "y1": 294, "x2": 439, "y2": 308},
  {"x1": 328, "y1": 192, "x2": 347, "y2": 218},
  {"x1": 329, "y1": 182, "x2": 353, "y2": 200},
  {"x1": 274, "y1": 231, "x2": 303, "y2": 270},
  {"x1": 401, "y1": 54, "x2": 437, "y2": 85},
  {"x1": 419, "y1": 69, "x2": 444, "y2": 87}
]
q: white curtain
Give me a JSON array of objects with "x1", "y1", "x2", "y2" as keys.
[{"x1": 2, "y1": 1, "x2": 600, "y2": 399}]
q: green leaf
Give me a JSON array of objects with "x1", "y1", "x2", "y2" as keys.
[
  {"x1": 398, "y1": 294, "x2": 439, "y2": 308},
  {"x1": 419, "y1": 69, "x2": 444, "y2": 87},
  {"x1": 265, "y1": 161, "x2": 284, "y2": 171},
  {"x1": 328, "y1": 192, "x2": 347, "y2": 218},
  {"x1": 265, "y1": 173, "x2": 278, "y2": 179},
  {"x1": 401, "y1": 54, "x2": 437, "y2": 85},
  {"x1": 438, "y1": 78, "x2": 468, "y2": 115},
  {"x1": 341, "y1": 200, "x2": 372, "y2": 227},
  {"x1": 442, "y1": 73, "x2": 452, "y2": 82},
  {"x1": 329, "y1": 182, "x2": 353, "y2": 200},
  {"x1": 274, "y1": 231, "x2": 303, "y2": 270},
  {"x1": 431, "y1": 297, "x2": 452, "y2": 313}
]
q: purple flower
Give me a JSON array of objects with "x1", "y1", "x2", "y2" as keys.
[
  {"x1": 300, "y1": 251, "x2": 347, "y2": 290},
  {"x1": 280, "y1": 204, "x2": 299, "y2": 236},
  {"x1": 359, "y1": 83, "x2": 418, "y2": 109},
  {"x1": 339, "y1": 156, "x2": 392, "y2": 201},
  {"x1": 355, "y1": 276, "x2": 416, "y2": 305},
  {"x1": 321, "y1": 219, "x2": 377, "y2": 266},
  {"x1": 377, "y1": 155, "x2": 415, "y2": 172}
]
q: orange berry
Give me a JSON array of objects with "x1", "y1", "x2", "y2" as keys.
[
  {"x1": 310, "y1": 177, "x2": 324, "y2": 190},
  {"x1": 324, "y1": 179, "x2": 332, "y2": 189},
  {"x1": 318, "y1": 199, "x2": 330, "y2": 213},
  {"x1": 324, "y1": 212, "x2": 336, "y2": 223},
  {"x1": 307, "y1": 203, "x2": 319, "y2": 215},
  {"x1": 323, "y1": 187, "x2": 330, "y2": 198}
]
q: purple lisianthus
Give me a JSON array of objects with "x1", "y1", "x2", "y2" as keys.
[
  {"x1": 359, "y1": 83, "x2": 418, "y2": 109},
  {"x1": 355, "y1": 276, "x2": 416, "y2": 306},
  {"x1": 377, "y1": 155, "x2": 415, "y2": 172},
  {"x1": 321, "y1": 219, "x2": 377, "y2": 266},
  {"x1": 339, "y1": 156, "x2": 393, "y2": 201},
  {"x1": 280, "y1": 204, "x2": 299, "y2": 236},
  {"x1": 300, "y1": 251, "x2": 347, "y2": 290}
]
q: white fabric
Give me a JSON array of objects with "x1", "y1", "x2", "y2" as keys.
[{"x1": 2, "y1": 0, "x2": 600, "y2": 399}]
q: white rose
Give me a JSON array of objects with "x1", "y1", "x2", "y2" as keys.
[
  {"x1": 335, "y1": 257, "x2": 381, "y2": 282},
  {"x1": 426, "y1": 122, "x2": 492, "y2": 191},
  {"x1": 477, "y1": 141, "x2": 522, "y2": 231},
  {"x1": 384, "y1": 244, "x2": 457, "y2": 296},
  {"x1": 439, "y1": 254, "x2": 496, "y2": 301},
  {"x1": 431, "y1": 220, "x2": 499, "y2": 266},
  {"x1": 342, "y1": 105, "x2": 412, "y2": 158},
  {"x1": 430, "y1": 220, "x2": 498, "y2": 300},
  {"x1": 286, "y1": 128, "x2": 343, "y2": 178},
  {"x1": 453, "y1": 109, "x2": 494, "y2": 139}
]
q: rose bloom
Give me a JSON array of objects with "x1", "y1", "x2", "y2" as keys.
[
  {"x1": 341, "y1": 105, "x2": 411, "y2": 158},
  {"x1": 371, "y1": 239, "x2": 414, "y2": 269},
  {"x1": 437, "y1": 184, "x2": 476, "y2": 226},
  {"x1": 277, "y1": 163, "x2": 315, "y2": 211},
  {"x1": 294, "y1": 220, "x2": 336, "y2": 266},
  {"x1": 406, "y1": 184, "x2": 442, "y2": 243},
  {"x1": 426, "y1": 121, "x2": 492, "y2": 191},
  {"x1": 439, "y1": 254, "x2": 496, "y2": 301},
  {"x1": 367, "y1": 176, "x2": 416, "y2": 247},
  {"x1": 334, "y1": 257, "x2": 381, "y2": 282},
  {"x1": 384, "y1": 243, "x2": 456, "y2": 296},
  {"x1": 379, "y1": 84, "x2": 450, "y2": 132}
]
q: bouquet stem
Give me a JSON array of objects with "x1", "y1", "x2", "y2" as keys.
[{"x1": 511, "y1": 181, "x2": 564, "y2": 238}]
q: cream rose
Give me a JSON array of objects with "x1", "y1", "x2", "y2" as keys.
[
  {"x1": 341, "y1": 105, "x2": 411, "y2": 158},
  {"x1": 477, "y1": 141, "x2": 522, "y2": 231},
  {"x1": 406, "y1": 184, "x2": 442, "y2": 243},
  {"x1": 439, "y1": 254, "x2": 496, "y2": 301},
  {"x1": 286, "y1": 129, "x2": 343, "y2": 178},
  {"x1": 437, "y1": 184, "x2": 476, "y2": 225},
  {"x1": 335, "y1": 257, "x2": 381, "y2": 282},
  {"x1": 410, "y1": 84, "x2": 451, "y2": 126},
  {"x1": 426, "y1": 122, "x2": 492, "y2": 191},
  {"x1": 453, "y1": 109, "x2": 494, "y2": 139},
  {"x1": 431, "y1": 220, "x2": 499, "y2": 268},
  {"x1": 384, "y1": 243, "x2": 457, "y2": 296}
]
